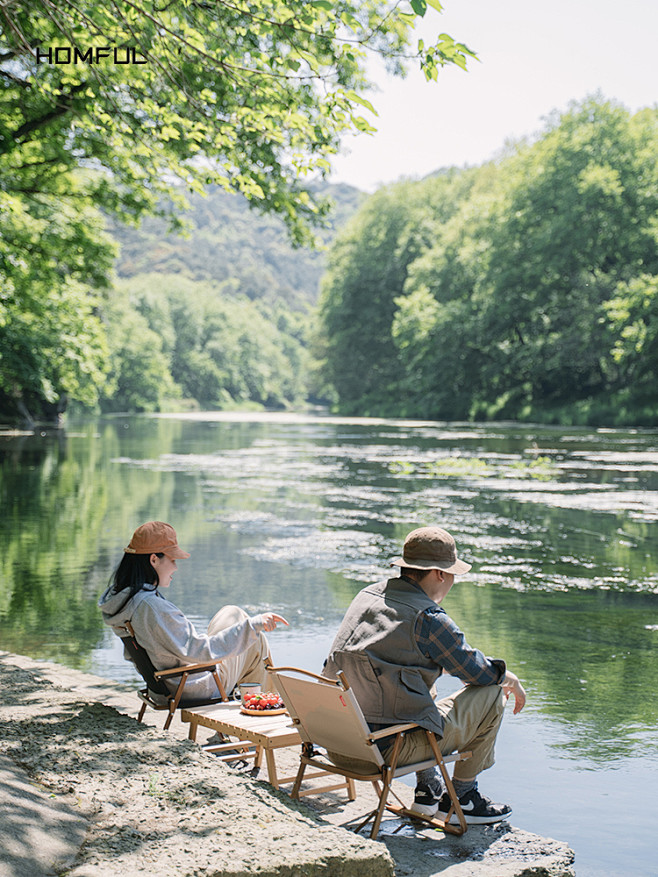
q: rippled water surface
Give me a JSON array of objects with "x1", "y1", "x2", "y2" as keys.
[{"x1": 1, "y1": 412, "x2": 657, "y2": 875}]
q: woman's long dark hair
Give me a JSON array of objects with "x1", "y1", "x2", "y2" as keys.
[{"x1": 104, "y1": 552, "x2": 164, "y2": 617}]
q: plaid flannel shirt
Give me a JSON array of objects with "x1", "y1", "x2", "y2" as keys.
[{"x1": 414, "y1": 604, "x2": 505, "y2": 684}]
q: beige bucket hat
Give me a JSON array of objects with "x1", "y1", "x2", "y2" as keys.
[{"x1": 390, "y1": 526, "x2": 471, "y2": 575}]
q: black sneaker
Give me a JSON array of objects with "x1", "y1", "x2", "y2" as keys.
[
  {"x1": 438, "y1": 788, "x2": 512, "y2": 825},
  {"x1": 409, "y1": 783, "x2": 444, "y2": 817}
]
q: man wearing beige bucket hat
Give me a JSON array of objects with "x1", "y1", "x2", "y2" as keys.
[
  {"x1": 99, "y1": 521, "x2": 288, "y2": 701},
  {"x1": 324, "y1": 526, "x2": 526, "y2": 825}
]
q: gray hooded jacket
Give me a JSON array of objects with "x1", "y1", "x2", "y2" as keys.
[{"x1": 99, "y1": 585, "x2": 267, "y2": 700}]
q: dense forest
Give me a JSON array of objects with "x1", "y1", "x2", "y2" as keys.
[
  {"x1": 319, "y1": 97, "x2": 658, "y2": 425},
  {"x1": 2, "y1": 90, "x2": 657, "y2": 425},
  {"x1": 3, "y1": 0, "x2": 466, "y2": 426},
  {"x1": 100, "y1": 182, "x2": 362, "y2": 414},
  {"x1": 0, "y1": 178, "x2": 362, "y2": 422},
  {"x1": 108, "y1": 95, "x2": 657, "y2": 427}
]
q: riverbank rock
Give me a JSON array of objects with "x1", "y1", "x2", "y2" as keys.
[
  {"x1": 381, "y1": 823, "x2": 575, "y2": 876},
  {"x1": 0, "y1": 653, "x2": 574, "y2": 877}
]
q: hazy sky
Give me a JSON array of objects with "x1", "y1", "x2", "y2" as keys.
[{"x1": 329, "y1": 0, "x2": 658, "y2": 191}]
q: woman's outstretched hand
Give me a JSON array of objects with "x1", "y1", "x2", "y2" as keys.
[{"x1": 260, "y1": 612, "x2": 289, "y2": 631}]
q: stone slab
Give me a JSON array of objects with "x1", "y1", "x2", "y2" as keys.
[{"x1": 0, "y1": 653, "x2": 575, "y2": 876}]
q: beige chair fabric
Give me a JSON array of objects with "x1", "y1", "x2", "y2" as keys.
[{"x1": 267, "y1": 662, "x2": 471, "y2": 838}]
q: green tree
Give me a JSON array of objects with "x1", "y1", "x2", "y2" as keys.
[
  {"x1": 0, "y1": 190, "x2": 113, "y2": 423},
  {"x1": 101, "y1": 285, "x2": 179, "y2": 412},
  {"x1": 389, "y1": 163, "x2": 497, "y2": 418},
  {"x1": 319, "y1": 97, "x2": 658, "y2": 425},
  {"x1": 1, "y1": 0, "x2": 475, "y2": 423},
  {"x1": 317, "y1": 180, "x2": 441, "y2": 413},
  {"x1": 318, "y1": 169, "x2": 483, "y2": 414},
  {"x1": 106, "y1": 273, "x2": 310, "y2": 411},
  {"x1": 605, "y1": 274, "x2": 658, "y2": 423},
  {"x1": 476, "y1": 97, "x2": 658, "y2": 419},
  {"x1": 1, "y1": 0, "x2": 475, "y2": 239}
]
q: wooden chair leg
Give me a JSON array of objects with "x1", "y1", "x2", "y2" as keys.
[
  {"x1": 425, "y1": 731, "x2": 467, "y2": 836},
  {"x1": 368, "y1": 732, "x2": 407, "y2": 838},
  {"x1": 137, "y1": 703, "x2": 146, "y2": 723},
  {"x1": 291, "y1": 760, "x2": 308, "y2": 799},
  {"x1": 370, "y1": 770, "x2": 393, "y2": 839}
]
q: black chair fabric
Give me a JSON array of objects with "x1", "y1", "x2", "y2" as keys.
[{"x1": 121, "y1": 633, "x2": 170, "y2": 697}]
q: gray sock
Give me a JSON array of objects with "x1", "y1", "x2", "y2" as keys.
[
  {"x1": 453, "y1": 778, "x2": 477, "y2": 798},
  {"x1": 416, "y1": 767, "x2": 444, "y2": 794}
]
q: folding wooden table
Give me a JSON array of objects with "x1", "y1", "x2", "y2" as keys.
[{"x1": 180, "y1": 702, "x2": 301, "y2": 789}]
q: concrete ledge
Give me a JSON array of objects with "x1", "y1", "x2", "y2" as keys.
[
  {"x1": 0, "y1": 654, "x2": 393, "y2": 876},
  {"x1": 0, "y1": 754, "x2": 88, "y2": 877},
  {"x1": 0, "y1": 654, "x2": 575, "y2": 877}
]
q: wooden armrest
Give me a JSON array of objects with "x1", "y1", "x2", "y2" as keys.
[
  {"x1": 266, "y1": 662, "x2": 342, "y2": 686},
  {"x1": 367, "y1": 722, "x2": 420, "y2": 741},
  {"x1": 154, "y1": 660, "x2": 221, "y2": 679}
]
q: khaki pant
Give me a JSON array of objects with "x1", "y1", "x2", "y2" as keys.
[
  {"x1": 207, "y1": 605, "x2": 276, "y2": 696},
  {"x1": 331, "y1": 684, "x2": 506, "y2": 781}
]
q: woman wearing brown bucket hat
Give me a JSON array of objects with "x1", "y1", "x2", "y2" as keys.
[
  {"x1": 99, "y1": 521, "x2": 288, "y2": 700},
  {"x1": 324, "y1": 525, "x2": 526, "y2": 826}
]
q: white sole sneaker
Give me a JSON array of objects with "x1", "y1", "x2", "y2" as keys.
[
  {"x1": 439, "y1": 806, "x2": 513, "y2": 825},
  {"x1": 409, "y1": 801, "x2": 439, "y2": 817}
]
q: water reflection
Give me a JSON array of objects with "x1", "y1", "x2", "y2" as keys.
[
  {"x1": 119, "y1": 416, "x2": 658, "y2": 593},
  {"x1": 1, "y1": 413, "x2": 658, "y2": 871},
  {"x1": 2, "y1": 413, "x2": 656, "y2": 717}
]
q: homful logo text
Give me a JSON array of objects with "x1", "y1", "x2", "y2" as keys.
[{"x1": 35, "y1": 46, "x2": 147, "y2": 64}]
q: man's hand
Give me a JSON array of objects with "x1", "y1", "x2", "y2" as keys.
[{"x1": 502, "y1": 670, "x2": 526, "y2": 714}]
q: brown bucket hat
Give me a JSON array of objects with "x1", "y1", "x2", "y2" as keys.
[
  {"x1": 390, "y1": 526, "x2": 471, "y2": 575},
  {"x1": 124, "y1": 521, "x2": 191, "y2": 559}
]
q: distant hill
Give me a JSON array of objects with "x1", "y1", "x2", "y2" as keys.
[{"x1": 111, "y1": 182, "x2": 364, "y2": 310}]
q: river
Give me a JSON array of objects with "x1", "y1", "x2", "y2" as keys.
[{"x1": 1, "y1": 411, "x2": 657, "y2": 875}]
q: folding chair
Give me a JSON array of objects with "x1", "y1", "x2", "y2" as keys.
[
  {"x1": 121, "y1": 621, "x2": 229, "y2": 730},
  {"x1": 267, "y1": 662, "x2": 471, "y2": 839}
]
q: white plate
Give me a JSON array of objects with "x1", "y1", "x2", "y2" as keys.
[{"x1": 240, "y1": 706, "x2": 287, "y2": 717}]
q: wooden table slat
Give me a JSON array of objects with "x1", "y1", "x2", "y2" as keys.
[{"x1": 180, "y1": 703, "x2": 302, "y2": 788}]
